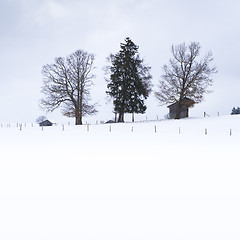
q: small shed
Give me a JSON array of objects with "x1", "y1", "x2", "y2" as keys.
[
  {"x1": 105, "y1": 120, "x2": 115, "y2": 124},
  {"x1": 167, "y1": 98, "x2": 195, "y2": 119},
  {"x1": 39, "y1": 120, "x2": 53, "y2": 127}
]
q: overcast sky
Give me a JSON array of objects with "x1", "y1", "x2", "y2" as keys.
[{"x1": 1, "y1": 0, "x2": 240, "y2": 123}]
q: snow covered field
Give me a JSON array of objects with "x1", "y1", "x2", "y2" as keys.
[{"x1": 0, "y1": 115, "x2": 240, "y2": 240}]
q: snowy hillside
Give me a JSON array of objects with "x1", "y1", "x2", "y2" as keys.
[{"x1": 0, "y1": 115, "x2": 240, "y2": 240}]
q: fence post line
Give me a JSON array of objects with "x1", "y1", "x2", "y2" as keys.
[
  {"x1": 230, "y1": 129, "x2": 232, "y2": 136},
  {"x1": 154, "y1": 125, "x2": 157, "y2": 133},
  {"x1": 205, "y1": 128, "x2": 208, "y2": 135}
]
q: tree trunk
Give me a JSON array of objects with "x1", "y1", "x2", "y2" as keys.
[
  {"x1": 132, "y1": 113, "x2": 134, "y2": 122},
  {"x1": 118, "y1": 112, "x2": 124, "y2": 122},
  {"x1": 75, "y1": 115, "x2": 82, "y2": 125},
  {"x1": 75, "y1": 108, "x2": 83, "y2": 125}
]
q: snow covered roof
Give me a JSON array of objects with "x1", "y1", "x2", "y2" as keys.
[
  {"x1": 39, "y1": 120, "x2": 53, "y2": 126},
  {"x1": 167, "y1": 98, "x2": 195, "y2": 108}
]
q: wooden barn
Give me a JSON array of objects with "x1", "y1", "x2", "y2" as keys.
[
  {"x1": 39, "y1": 120, "x2": 53, "y2": 127},
  {"x1": 167, "y1": 98, "x2": 195, "y2": 119}
]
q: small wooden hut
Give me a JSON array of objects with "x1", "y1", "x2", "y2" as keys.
[
  {"x1": 39, "y1": 120, "x2": 53, "y2": 127},
  {"x1": 167, "y1": 98, "x2": 195, "y2": 119}
]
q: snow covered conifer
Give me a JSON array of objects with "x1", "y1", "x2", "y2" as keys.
[
  {"x1": 231, "y1": 107, "x2": 236, "y2": 115},
  {"x1": 231, "y1": 107, "x2": 240, "y2": 115},
  {"x1": 105, "y1": 37, "x2": 152, "y2": 122},
  {"x1": 237, "y1": 107, "x2": 240, "y2": 114}
]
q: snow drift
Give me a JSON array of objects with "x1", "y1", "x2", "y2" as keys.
[{"x1": 0, "y1": 115, "x2": 239, "y2": 240}]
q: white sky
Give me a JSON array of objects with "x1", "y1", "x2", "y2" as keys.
[{"x1": 1, "y1": 0, "x2": 240, "y2": 123}]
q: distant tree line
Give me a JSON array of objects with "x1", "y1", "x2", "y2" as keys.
[
  {"x1": 40, "y1": 38, "x2": 217, "y2": 124},
  {"x1": 231, "y1": 107, "x2": 240, "y2": 115}
]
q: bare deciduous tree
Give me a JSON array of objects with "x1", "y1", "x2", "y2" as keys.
[
  {"x1": 36, "y1": 115, "x2": 47, "y2": 123},
  {"x1": 40, "y1": 50, "x2": 97, "y2": 125},
  {"x1": 155, "y1": 42, "x2": 217, "y2": 119}
]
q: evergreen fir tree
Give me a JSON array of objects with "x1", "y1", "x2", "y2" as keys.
[
  {"x1": 231, "y1": 107, "x2": 240, "y2": 115},
  {"x1": 106, "y1": 37, "x2": 152, "y2": 122},
  {"x1": 231, "y1": 107, "x2": 236, "y2": 115}
]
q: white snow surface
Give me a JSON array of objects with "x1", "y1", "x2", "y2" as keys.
[{"x1": 0, "y1": 115, "x2": 240, "y2": 240}]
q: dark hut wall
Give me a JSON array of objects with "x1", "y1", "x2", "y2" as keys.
[
  {"x1": 167, "y1": 98, "x2": 194, "y2": 119},
  {"x1": 169, "y1": 106, "x2": 189, "y2": 119}
]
